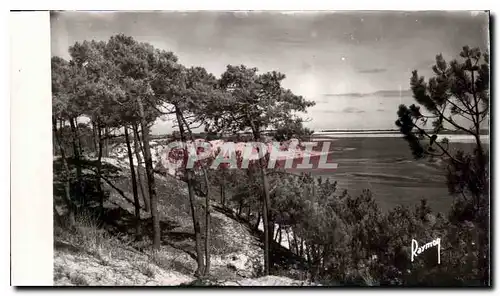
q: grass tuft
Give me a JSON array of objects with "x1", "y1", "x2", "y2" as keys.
[
  {"x1": 150, "y1": 251, "x2": 193, "y2": 275},
  {"x1": 134, "y1": 262, "x2": 156, "y2": 278},
  {"x1": 69, "y1": 273, "x2": 89, "y2": 286}
]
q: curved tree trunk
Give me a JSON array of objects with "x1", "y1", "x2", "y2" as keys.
[{"x1": 125, "y1": 126, "x2": 141, "y2": 240}]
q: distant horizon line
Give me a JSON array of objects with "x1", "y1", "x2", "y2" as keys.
[
  {"x1": 150, "y1": 128, "x2": 489, "y2": 137},
  {"x1": 324, "y1": 89, "x2": 413, "y2": 98}
]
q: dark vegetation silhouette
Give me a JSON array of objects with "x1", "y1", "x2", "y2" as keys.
[
  {"x1": 395, "y1": 46, "x2": 489, "y2": 285},
  {"x1": 52, "y1": 36, "x2": 489, "y2": 286}
]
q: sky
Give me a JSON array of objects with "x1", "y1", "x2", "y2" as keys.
[{"x1": 51, "y1": 11, "x2": 489, "y2": 134}]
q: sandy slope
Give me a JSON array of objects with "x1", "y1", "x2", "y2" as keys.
[{"x1": 53, "y1": 153, "x2": 278, "y2": 286}]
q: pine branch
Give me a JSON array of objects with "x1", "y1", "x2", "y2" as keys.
[{"x1": 411, "y1": 119, "x2": 463, "y2": 164}]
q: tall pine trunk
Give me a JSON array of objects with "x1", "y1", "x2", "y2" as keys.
[
  {"x1": 92, "y1": 121, "x2": 98, "y2": 153},
  {"x1": 311, "y1": 244, "x2": 318, "y2": 282},
  {"x1": 306, "y1": 243, "x2": 312, "y2": 274},
  {"x1": 59, "y1": 120, "x2": 63, "y2": 137},
  {"x1": 321, "y1": 245, "x2": 327, "y2": 272},
  {"x1": 238, "y1": 200, "x2": 243, "y2": 216},
  {"x1": 96, "y1": 124, "x2": 105, "y2": 217},
  {"x1": 220, "y1": 178, "x2": 225, "y2": 207},
  {"x1": 104, "y1": 127, "x2": 109, "y2": 157},
  {"x1": 285, "y1": 228, "x2": 292, "y2": 253},
  {"x1": 256, "y1": 137, "x2": 272, "y2": 275},
  {"x1": 135, "y1": 124, "x2": 145, "y2": 155},
  {"x1": 246, "y1": 205, "x2": 251, "y2": 221},
  {"x1": 246, "y1": 114, "x2": 272, "y2": 275},
  {"x1": 470, "y1": 69, "x2": 488, "y2": 285},
  {"x1": 270, "y1": 220, "x2": 275, "y2": 245},
  {"x1": 52, "y1": 116, "x2": 75, "y2": 227},
  {"x1": 278, "y1": 225, "x2": 282, "y2": 245},
  {"x1": 274, "y1": 224, "x2": 280, "y2": 242},
  {"x1": 255, "y1": 209, "x2": 261, "y2": 231},
  {"x1": 125, "y1": 126, "x2": 141, "y2": 240},
  {"x1": 69, "y1": 117, "x2": 85, "y2": 207},
  {"x1": 72, "y1": 118, "x2": 83, "y2": 155},
  {"x1": 69, "y1": 118, "x2": 79, "y2": 158},
  {"x1": 133, "y1": 123, "x2": 149, "y2": 212},
  {"x1": 293, "y1": 229, "x2": 299, "y2": 255},
  {"x1": 203, "y1": 171, "x2": 211, "y2": 276},
  {"x1": 179, "y1": 111, "x2": 212, "y2": 276},
  {"x1": 299, "y1": 237, "x2": 304, "y2": 258},
  {"x1": 136, "y1": 96, "x2": 161, "y2": 249},
  {"x1": 175, "y1": 106, "x2": 205, "y2": 276}
]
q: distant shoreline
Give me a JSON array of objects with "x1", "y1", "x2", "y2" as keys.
[
  {"x1": 317, "y1": 129, "x2": 489, "y2": 135},
  {"x1": 150, "y1": 129, "x2": 489, "y2": 139}
]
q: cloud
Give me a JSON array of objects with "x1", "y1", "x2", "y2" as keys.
[{"x1": 358, "y1": 68, "x2": 387, "y2": 74}]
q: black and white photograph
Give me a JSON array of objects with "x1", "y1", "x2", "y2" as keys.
[{"x1": 46, "y1": 10, "x2": 490, "y2": 286}]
